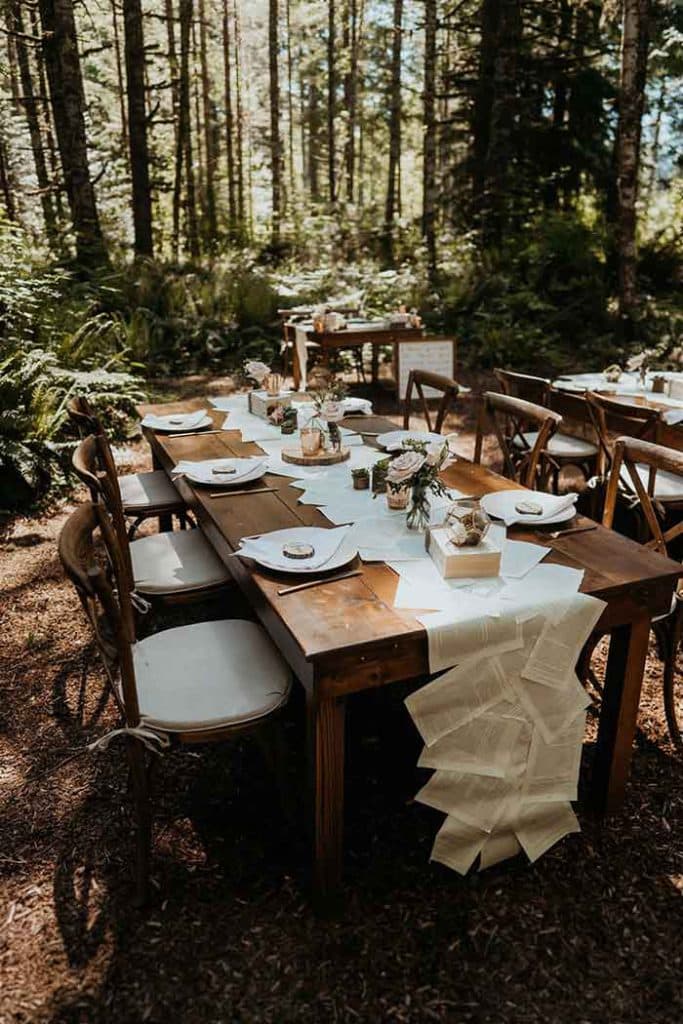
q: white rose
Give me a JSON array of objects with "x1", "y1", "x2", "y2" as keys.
[
  {"x1": 387, "y1": 450, "x2": 426, "y2": 484},
  {"x1": 245, "y1": 360, "x2": 270, "y2": 382},
  {"x1": 425, "y1": 440, "x2": 448, "y2": 466},
  {"x1": 319, "y1": 400, "x2": 344, "y2": 423}
]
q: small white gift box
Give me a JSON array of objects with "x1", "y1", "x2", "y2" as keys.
[
  {"x1": 425, "y1": 525, "x2": 502, "y2": 579},
  {"x1": 248, "y1": 390, "x2": 296, "y2": 419}
]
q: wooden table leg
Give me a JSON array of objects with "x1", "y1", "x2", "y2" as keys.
[
  {"x1": 371, "y1": 343, "x2": 380, "y2": 385},
  {"x1": 307, "y1": 692, "x2": 346, "y2": 914},
  {"x1": 292, "y1": 335, "x2": 302, "y2": 391},
  {"x1": 151, "y1": 450, "x2": 173, "y2": 532},
  {"x1": 592, "y1": 615, "x2": 650, "y2": 815}
]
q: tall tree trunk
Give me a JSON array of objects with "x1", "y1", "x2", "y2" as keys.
[
  {"x1": 111, "y1": 0, "x2": 129, "y2": 162},
  {"x1": 166, "y1": 0, "x2": 182, "y2": 257},
  {"x1": 383, "y1": 0, "x2": 403, "y2": 263},
  {"x1": 327, "y1": 0, "x2": 336, "y2": 203},
  {"x1": 222, "y1": 0, "x2": 237, "y2": 233},
  {"x1": 198, "y1": 0, "x2": 217, "y2": 243},
  {"x1": 0, "y1": 123, "x2": 16, "y2": 221},
  {"x1": 38, "y1": 0, "x2": 107, "y2": 266},
  {"x1": 285, "y1": 0, "x2": 295, "y2": 202},
  {"x1": 471, "y1": 0, "x2": 500, "y2": 220},
  {"x1": 343, "y1": 0, "x2": 358, "y2": 202},
  {"x1": 268, "y1": 0, "x2": 283, "y2": 245},
  {"x1": 12, "y1": 0, "x2": 58, "y2": 245},
  {"x1": 308, "y1": 81, "x2": 322, "y2": 201},
  {"x1": 177, "y1": 0, "x2": 199, "y2": 257},
  {"x1": 616, "y1": 0, "x2": 650, "y2": 332},
  {"x1": 123, "y1": 0, "x2": 154, "y2": 256},
  {"x1": 233, "y1": 0, "x2": 246, "y2": 237},
  {"x1": 191, "y1": 16, "x2": 206, "y2": 238},
  {"x1": 422, "y1": 0, "x2": 437, "y2": 278},
  {"x1": 30, "y1": 3, "x2": 65, "y2": 224},
  {"x1": 483, "y1": 0, "x2": 521, "y2": 241}
]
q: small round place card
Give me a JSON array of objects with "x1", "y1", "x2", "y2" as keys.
[
  {"x1": 282, "y1": 542, "x2": 315, "y2": 560},
  {"x1": 515, "y1": 500, "x2": 543, "y2": 516}
]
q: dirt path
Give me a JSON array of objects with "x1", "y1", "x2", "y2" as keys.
[{"x1": 1, "y1": 381, "x2": 682, "y2": 1024}]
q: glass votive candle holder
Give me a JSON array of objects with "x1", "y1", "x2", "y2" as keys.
[
  {"x1": 386, "y1": 485, "x2": 410, "y2": 510},
  {"x1": 300, "y1": 427, "x2": 323, "y2": 456}
]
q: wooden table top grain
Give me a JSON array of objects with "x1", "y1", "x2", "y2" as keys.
[{"x1": 138, "y1": 395, "x2": 683, "y2": 908}]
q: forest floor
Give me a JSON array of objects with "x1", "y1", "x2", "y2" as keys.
[{"x1": 1, "y1": 372, "x2": 683, "y2": 1024}]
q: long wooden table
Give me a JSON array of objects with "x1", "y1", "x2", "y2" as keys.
[
  {"x1": 283, "y1": 321, "x2": 426, "y2": 390},
  {"x1": 550, "y1": 386, "x2": 683, "y2": 453},
  {"x1": 140, "y1": 398, "x2": 683, "y2": 908}
]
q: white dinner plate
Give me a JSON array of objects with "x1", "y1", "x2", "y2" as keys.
[
  {"x1": 243, "y1": 529, "x2": 359, "y2": 575},
  {"x1": 182, "y1": 459, "x2": 267, "y2": 488},
  {"x1": 377, "y1": 429, "x2": 447, "y2": 451},
  {"x1": 480, "y1": 490, "x2": 577, "y2": 526},
  {"x1": 147, "y1": 414, "x2": 214, "y2": 433}
]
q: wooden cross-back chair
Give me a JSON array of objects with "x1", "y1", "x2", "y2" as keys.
[
  {"x1": 602, "y1": 437, "x2": 683, "y2": 749},
  {"x1": 402, "y1": 369, "x2": 460, "y2": 434},
  {"x1": 494, "y1": 369, "x2": 599, "y2": 492},
  {"x1": 585, "y1": 391, "x2": 661, "y2": 477},
  {"x1": 58, "y1": 501, "x2": 292, "y2": 903},
  {"x1": 474, "y1": 391, "x2": 562, "y2": 490},
  {"x1": 493, "y1": 368, "x2": 551, "y2": 407},
  {"x1": 66, "y1": 395, "x2": 102, "y2": 436},
  {"x1": 67, "y1": 395, "x2": 188, "y2": 537},
  {"x1": 72, "y1": 433, "x2": 230, "y2": 604},
  {"x1": 584, "y1": 390, "x2": 683, "y2": 519}
]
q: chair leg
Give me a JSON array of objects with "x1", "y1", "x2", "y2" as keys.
[
  {"x1": 126, "y1": 737, "x2": 152, "y2": 906},
  {"x1": 662, "y1": 614, "x2": 683, "y2": 750},
  {"x1": 127, "y1": 516, "x2": 144, "y2": 541}
]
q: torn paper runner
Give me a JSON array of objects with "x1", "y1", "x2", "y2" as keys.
[{"x1": 405, "y1": 580, "x2": 606, "y2": 875}]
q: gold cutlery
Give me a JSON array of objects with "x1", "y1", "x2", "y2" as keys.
[
  {"x1": 545, "y1": 524, "x2": 598, "y2": 540},
  {"x1": 277, "y1": 569, "x2": 363, "y2": 596},
  {"x1": 167, "y1": 428, "x2": 223, "y2": 438},
  {"x1": 209, "y1": 487, "x2": 279, "y2": 498}
]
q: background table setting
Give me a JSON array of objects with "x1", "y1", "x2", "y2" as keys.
[{"x1": 139, "y1": 393, "x2": 683, "y2": 908}]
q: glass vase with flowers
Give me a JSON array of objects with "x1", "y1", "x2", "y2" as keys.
[{"x1": 386, "y1": 440, "x2": 455, "y2": 531}]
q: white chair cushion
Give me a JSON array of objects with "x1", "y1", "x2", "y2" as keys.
[
  {"x1": 131, "y1": 529, "x2": 229, "y2": 593},
  {"x1": 133, "y1": 619, "x2": 291, "y2": 731},
  {"x1": 620, "y1": 464, "x2": 683, "y2": 502},
  {"x1": 516, "y1": 431, "x2": 598, "y2": 458},
  {"x1": 119, "y1": 470, "x2": 182, "y2": 511}
]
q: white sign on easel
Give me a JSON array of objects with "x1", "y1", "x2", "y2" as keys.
[{"x1": 395, "y1": 339, "x2": 457, "y2": 398}]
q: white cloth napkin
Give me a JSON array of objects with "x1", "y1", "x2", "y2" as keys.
[
  {"x1": 663, "y1": 409, "x2": 683, "y2": 426},
  {"x1": 238, "y1": 525, "x2": 352, "y2": 571},
  {"x1": 141, "y1": 409, "x2": 209, "y2": 431},
  {"x1": 342, "y1": 397, "x2": 373, "y2": 416},
  {"x1": 500, "y1": 492, "x2": 578, "y2": 527},
  {"x1": 173, "y1": 457, "x2": 267, "y2": 484}
]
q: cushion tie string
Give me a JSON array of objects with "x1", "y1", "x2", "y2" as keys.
[
  {"x1": 88, "y1": 722, "x2": 170, "y2": 755},
  {"x1": 130, "y1": 591, "x2": 152, "y2": 614}
]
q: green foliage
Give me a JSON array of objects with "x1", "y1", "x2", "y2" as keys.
[
  {"x1": 0, "y1": 226, "x2": 145, "y2": 514},
  {"x1": 443, "y1": 212, "x2": 617, "y2": 376}
]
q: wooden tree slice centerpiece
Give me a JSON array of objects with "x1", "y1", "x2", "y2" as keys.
[{"x1": 281, "y1": 446, "x2": 351, "y2": 466}]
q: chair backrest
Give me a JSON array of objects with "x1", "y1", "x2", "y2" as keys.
[
  {"x1": 603, "y1": 437, "x2": 683, "y2": 555},
  {"x1": 58, "y1": 501, "x2": 140, "y2": 725},
  {"x1": 66, "y1": 396, "x2": 103, "y2": 437},
  {"x1": 72, "y1": 433, "x2": 134, "y2": 589},
  {"x1": 402, "y1": 369, "x2": 460, "y2": 433},
  {"x1": 494, "y1": 368, "x2": 551, "y2": 408},
  {"x1": 585, "y1": 391, "x2": 661, "y2": 479},
  {"x1": 474, "y1": 391, "x2": 562, "y2": 489}
]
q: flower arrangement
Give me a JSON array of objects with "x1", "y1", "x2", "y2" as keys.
[
  {"x1": 309, "y1": 381, "x2": 347, "y2": 451},
  {"x1": 244, "y1": 360, "x2": 271, "y2": 386},
  {"x1": 386, "y1": 439, "x2": 455, "y2": 530}
]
